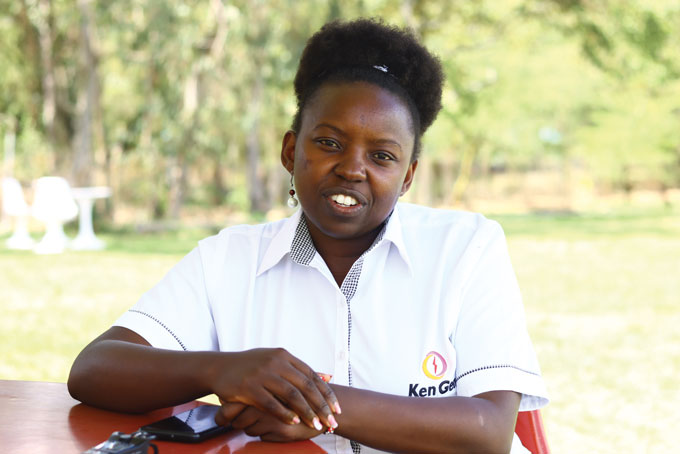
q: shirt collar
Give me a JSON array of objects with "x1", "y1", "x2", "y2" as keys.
[
  {"x1": 381, "y1": 203, "x2": 413, "y2": 273},
  {"x1": 256, "y1": 204, "x2": 412, "y2": 276},
  {"x1": 256, "y1": 209, "x2": 304, "y2": 276}
]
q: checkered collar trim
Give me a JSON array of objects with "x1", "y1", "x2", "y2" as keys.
[
  {"x1": 289, "y1": 214, "x2": 388, "y2": 267},
  {"x1": 256, "y1": 205, "x2": 411, "y2": 276},
  {"x1": 289, "y1": 215, "x2": 316, "y2": 265}
]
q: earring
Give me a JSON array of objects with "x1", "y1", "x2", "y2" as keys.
[{"x1": 287, "y1": 174, "x2": 298, "y2": 207}]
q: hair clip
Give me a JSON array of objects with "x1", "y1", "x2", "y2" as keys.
[{"x1": 373, "y1": 64, "x2": 389, "y2": 73}]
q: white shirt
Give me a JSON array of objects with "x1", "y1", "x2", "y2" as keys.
[{"x1": 115, "y1": 202, "x2": 548, "y2": 454}]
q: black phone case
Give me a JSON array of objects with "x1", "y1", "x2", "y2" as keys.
[{"x1": 140, "y1": 405, "x2": 230, "y2": 443}]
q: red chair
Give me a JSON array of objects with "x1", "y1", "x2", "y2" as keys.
[{"x1": 515, "y1": 410, "x2": 550, "y2": 454}]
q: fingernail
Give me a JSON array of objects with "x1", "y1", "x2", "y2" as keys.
[
  {"x1": 313, "y1": 417, "x2": 323, "y2": 431},
  {"x1": 328, "y1": 414, "x2": 338, "y2": 429},
  {"x1": 292, "y1": 415, "x2": 301, "y2": 424},
  {"x1": 334, "y1": 402, "x2": 342, "y2": 415}
]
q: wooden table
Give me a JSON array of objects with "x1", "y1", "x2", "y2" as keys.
[{"x1": 0, "y1": 380, "x2": 326, "y2": 454}]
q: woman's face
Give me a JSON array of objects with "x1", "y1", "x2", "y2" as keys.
[{"x1": 281, "y1": 81, "x2": 417, "y2": 242}]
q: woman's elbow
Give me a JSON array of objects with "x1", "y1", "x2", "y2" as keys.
[
  {"x1": 453, "y1": 407, "x2": 516, "y2": 454},
  {"x1": 67, "y1": 352, "x2": 94, "y2": 403}
]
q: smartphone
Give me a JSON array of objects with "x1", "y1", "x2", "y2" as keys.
[{"x1": 140, "y1": 405, "x2": 231, "y2": 443}]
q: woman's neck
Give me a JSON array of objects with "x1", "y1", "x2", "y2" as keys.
[{"x1": 305, "y1": 219, "x2": 383, "y2": 287}]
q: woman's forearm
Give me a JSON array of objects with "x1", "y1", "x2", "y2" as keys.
[
  {"x1": 68, "y1": 327, "x2": 340, "y2": 429},
  {"x1": 330, "y1": 385, "x2": 520, "y2": 454},
  {"x1": 68, "y1": 338, "x2": 219, "y2": 413}
]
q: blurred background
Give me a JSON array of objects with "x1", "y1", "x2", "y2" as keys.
[{"x1": 1, "y1": 1, "x2": 679, "y2": 452}]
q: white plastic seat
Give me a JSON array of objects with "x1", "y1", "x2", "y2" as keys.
[
  {"x1": 2, "y1": 177, "x2": 35, "y2": 249},
  {"x1": 70, "y1": 186, "x2": 112, "y2": 250},
  {"x1": 31, "y1": 176, "x2": 78, "y2": 254}
]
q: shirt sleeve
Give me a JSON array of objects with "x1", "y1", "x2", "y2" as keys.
[
  {"x1": 113, "y1": 247, "x2": 218, "y2": 352},
  {"x1": 453, "y1": 220, "x2": 548, "y2": 411}
]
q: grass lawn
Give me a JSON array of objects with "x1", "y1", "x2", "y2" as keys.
[{"x1": 1, "y1": 207, "x2": 678, "y2": 453}]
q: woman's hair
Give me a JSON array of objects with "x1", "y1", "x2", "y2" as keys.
[{"x1": 291, "y1": 18, "x2": 444, "y2": 161}]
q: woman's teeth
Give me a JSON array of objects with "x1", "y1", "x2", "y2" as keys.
[{"x1": 331, "y1": 194, "x2": 358, "y2": 206}]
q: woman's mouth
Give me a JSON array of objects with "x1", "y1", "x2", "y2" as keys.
[{"x1": 330, "y1": 194, "x2": 359, "y2": 207}]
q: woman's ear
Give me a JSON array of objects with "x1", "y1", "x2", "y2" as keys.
[
  {"x1": 400, "y1": 159, "x2": 418, "y2": 196},
  {"x1": 280, "y1": 130, "x2": 297, "y2": 173}
]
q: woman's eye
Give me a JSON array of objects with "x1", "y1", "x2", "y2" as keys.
[
  {"x1": 373, "y1": 152, "x2": 394, "y2": 161},
  {"x1": 317, "y1": 139, "x2": 339, "y2": 149}
]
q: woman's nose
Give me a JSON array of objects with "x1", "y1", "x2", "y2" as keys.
[{"x1": 334, "y1": 148, "x2": 366, "y2": 182}]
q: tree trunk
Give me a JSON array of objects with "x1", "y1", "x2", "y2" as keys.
[
  {"x1": 450, "y1": 142, "x2": 479, "y2": 206},
  {"x1": 414, "y1": 157, "x2": 433, "y2": 206},
  {"x1": 26, "y1": 0, "x2": 76, "y2": 175},
  {"x1": 245, "y1": 72, "x2": 269, "y2": 213},
  {"x1": 16, "y1": 5, "x2": 43, "y2": 123},
  {"x1": 168, "y1": 153, "x2": 189, "y2": 220},
  {"x1": 168, "y1": 68, "x2": 200, "y2": 220},
  {"x1": 168, "y1": 4, "x2": 229, "y2": 218},
  {"x1": 98, "y1": 89, "x2": 113, "y2": 219},
  {"x1": 33, "y1": 0, "x2": 58, "y2": 166},
  {"x1": 2, "y1": 118, "x2": 17, "y2": 177},
  {"x1": 211, "y1": 152, "x2": 227, "y2": 206},
  {"x1": 81, "y1": 0, "x2": 112, "y2": 217},
  {"x1": 106, "y1": 143, "x2": 123, "y2": 222},
  {"x1": 71, "y1": 0, "x2": 98, "y2": 187},
  {"x1": 441, "y1": 158, "x2": 456, "y2": 207}
]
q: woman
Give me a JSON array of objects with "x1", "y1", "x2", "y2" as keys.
[{"x1": 69, "y1": 19, "x2": 548, "y2": 454}]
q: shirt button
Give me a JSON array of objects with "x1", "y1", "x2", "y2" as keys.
[{"x1": 337, "y1": 351, "x2": 347, "y2": 361}]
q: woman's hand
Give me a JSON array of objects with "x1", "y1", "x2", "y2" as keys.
[
  {"x1": 209, "y1": 348, "x2": 340, "y2": 432},
  {"x1": 216, "y1": 401, "x2": 323, "y2": 442}
]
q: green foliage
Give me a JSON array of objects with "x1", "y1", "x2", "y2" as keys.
[{"x1": 1, "y1": 0, "x2": 679, "y2": 215}]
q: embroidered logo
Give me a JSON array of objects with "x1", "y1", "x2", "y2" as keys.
[
  {"x1": 421, "y1": 351, "x2": 447, "y2": 380},
  {"x1": 408, "y1": 351, "x2": 454, "y2": 396}
]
